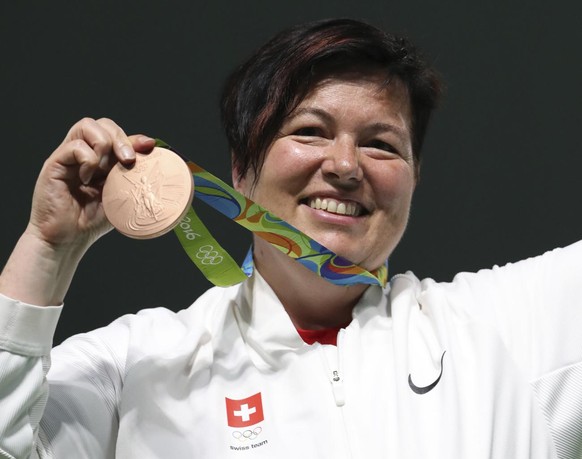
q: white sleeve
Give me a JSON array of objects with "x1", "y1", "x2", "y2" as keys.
[
  {"x1": 441, "y1": 240, "x2": 582, "y2": 379},
  {"x1": 440, "y1": 240, "x2": 582, "y2": 458},
  {"x1": 37, "y1": 319, "x2": 132, "y2": 458},
  {"x1": 0, "y1": 294, "x2": 60, "y2": 459},
  {"x1": 0, "y1": 294, "x2": 132, "y2": 459}
]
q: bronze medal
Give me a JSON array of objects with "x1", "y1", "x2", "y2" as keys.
[{"x1": 102, "y1": 147, "x2": 194, "y2": 239}]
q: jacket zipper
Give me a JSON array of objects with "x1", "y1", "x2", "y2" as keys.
[
  {"x1": 318, "y1": 329, "x2": 346, "y2": 406},
  {"x1": 318, "y1": 329, "x2": 356, "y2": 458}
]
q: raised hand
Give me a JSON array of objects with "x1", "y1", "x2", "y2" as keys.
[
  {"x1": 0, "y1": 118, "x2": 154, "y2": 305},
  {"x1": 29, "y1": 118, "x2": 155, "y2": 248}
]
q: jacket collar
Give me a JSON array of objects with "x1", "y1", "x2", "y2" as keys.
[{"x1": 233, "y1": 271, "x2": 387, "y2": 369}]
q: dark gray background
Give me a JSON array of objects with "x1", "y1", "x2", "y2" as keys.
[{"x1": 1, "y1": 1, "x2": 581, "y2": 344}]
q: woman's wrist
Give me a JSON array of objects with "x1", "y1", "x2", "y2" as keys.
[{"x1": 0, "y1": 230, "x2": 87, "y2": 306}]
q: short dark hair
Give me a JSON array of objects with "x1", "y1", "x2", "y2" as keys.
[{"x1": 221, "y1": 18, "x2": 442, "y2": 183}]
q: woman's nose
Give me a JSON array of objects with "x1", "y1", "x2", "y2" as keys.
[{"x1": 321, "y1": 140, "x2": 363, "y2": 183}]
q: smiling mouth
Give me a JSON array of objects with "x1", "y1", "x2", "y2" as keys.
[{"x1": 307, "y1": 197, "x2": 365, "y2": 216}]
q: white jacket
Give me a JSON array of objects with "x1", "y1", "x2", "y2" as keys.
[{"x1": 1, "y1": 242, "x2": 582, "y2": 458}]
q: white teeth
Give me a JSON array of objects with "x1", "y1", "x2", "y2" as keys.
[{"x1": 308, "y1": 198, "x2": 360, "y2": 216}]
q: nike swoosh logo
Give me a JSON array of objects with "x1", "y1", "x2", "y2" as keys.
[{"x1": 408, "y1": 351, "x2": 446, "y2": 395}]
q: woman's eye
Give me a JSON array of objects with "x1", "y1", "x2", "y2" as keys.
[
  {"x1": 366, "y1": 139, "x2": 398, "y2": 153},
  {"x1": 293, "y1": 126, "x2": 324, "y2": 137}
]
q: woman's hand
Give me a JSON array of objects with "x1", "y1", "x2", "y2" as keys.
[
  {"x1": 28, "y1": 117, "x2": 155, "y2": 249},
  {"x1": 0, "y1": 118, "x2": 155, "y2": 305}
]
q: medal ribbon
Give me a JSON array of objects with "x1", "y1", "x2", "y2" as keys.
[{"x1": 156, "y1": 140, "x2": 387, "y2": 288}]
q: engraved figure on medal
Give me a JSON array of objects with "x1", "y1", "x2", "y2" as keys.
[
  {"x1": 102, "y1": 147, "x2": 194, "y2": 239},
  {"x1": 125, "y1": 167, "x2": 164, "y2": 223}
]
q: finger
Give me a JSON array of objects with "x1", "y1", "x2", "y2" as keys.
[
  {"x1": 53, "y1": 138, "x2": 100, "y2": 185},
  {"x1": 65, "y1": 117, "x2": 135, "y2": 167},
  {"x1": 65, "y1": 117, "x2": 117, "y2": 161},
  {"x1": 96, "y1": 133, "x2": 156, "y2": 175},
  {"x1": 95, "y1": 118, "x2": 136, "y2": 165},
  {"x1": 94, "y1": 134, "x2": 156, "y2": 179},
  {"x1": 129, "y1": 134, "x2": 156, "y2": 153},
  {"x1": 62, "y1": 119, "x2": 156, "y2": 178}
]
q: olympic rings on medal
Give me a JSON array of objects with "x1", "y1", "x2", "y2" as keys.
[
  {"x1": 195, "y1": 245, "x2": 224, "y2": 265},
  {"x1": 232, "y1": 426, "x2": 262, "y2": 441}
]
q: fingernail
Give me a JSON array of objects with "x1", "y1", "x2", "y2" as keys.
[
  {"x1": 80, "y1": 169, "x2": 92, "y2": 185},
  {"x1": 139, "y1": 135, "x2": 155, "y2": 144},
  {"x1": 99, "y1": 154, "x2": 110, "y2": 170},
  {"x1": 121, "y1": 145, "x2": 134, "y2": 161}
]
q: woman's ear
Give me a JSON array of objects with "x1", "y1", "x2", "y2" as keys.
[
  {"x1": 231, "y1": 153, "x2": 258, "y2": 197},
  {"x1": 231, "y1": 169, "x2": 241, "y2": 191},
  {"x1": 231, "y1": 154, "x2": 247, "y2": 194}
]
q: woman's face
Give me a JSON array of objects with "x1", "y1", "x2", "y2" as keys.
[{"x1": 235, "y1": 72, "x2": 416, "y2": 271}]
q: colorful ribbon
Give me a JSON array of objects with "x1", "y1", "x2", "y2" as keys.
[{"x1": 156, "y1": 140, "x2": 388, "y2": 288}]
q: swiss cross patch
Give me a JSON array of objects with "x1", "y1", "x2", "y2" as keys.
[{"x1": 225, "y1": 392, "x2": 264, "y2": 428}]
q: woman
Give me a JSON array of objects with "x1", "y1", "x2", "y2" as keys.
[{"x1": 1, "y1": 19, "x2": 580, "y2": 459}]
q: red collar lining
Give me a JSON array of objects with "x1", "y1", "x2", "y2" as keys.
[{"x1": 296, "y1": 322, "x2": 350, "y2": 346}]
